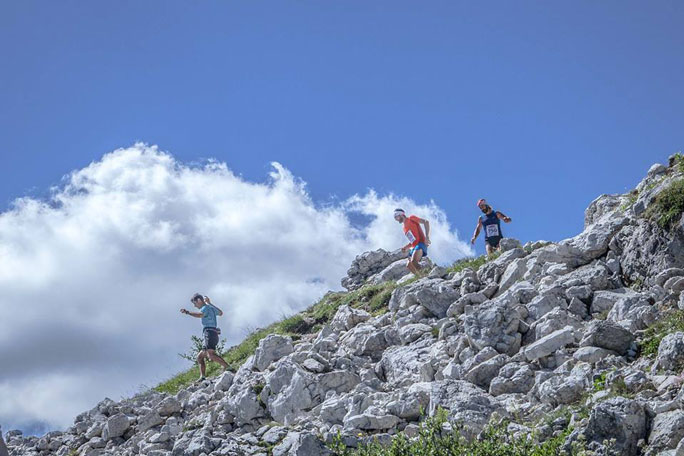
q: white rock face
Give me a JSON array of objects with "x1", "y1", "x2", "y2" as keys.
[
  {"x1": 648, "y1": 410, "x2": 684, "y2": 454},
  {"x1": 103, "y1": 414, "x2": 129, "y2": 441},
  {"x1": 429, "y1": 380, "x2": 503, "y2": 439},
  {"x1": 253, "y1": 334, "x2": 295, "y2": 371},
  {"x1": 654, "y1": 332, "x2": 684, "y2": 374},
  {"x1": 521, "y1": 326, "x2": 575, "y2": 362},
  {"x1": 330, "y1": 305, "x2": 370, "y2": 332}
]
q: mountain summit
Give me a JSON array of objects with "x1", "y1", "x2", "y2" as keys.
[{"x1": 6, "y1": 155, "x2": 684, "y2": 456}]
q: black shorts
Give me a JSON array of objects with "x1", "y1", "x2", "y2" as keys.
[
  {"x1": 203, "y1": 328, "x2": 219, "y2": 350},
  {"x1": 485, "y1": 236, "x2": 502, "y2": 248}
]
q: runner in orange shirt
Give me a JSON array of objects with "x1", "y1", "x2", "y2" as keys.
[{"x1": 394, "y1": 208, "x2": 431, "y2": 276}]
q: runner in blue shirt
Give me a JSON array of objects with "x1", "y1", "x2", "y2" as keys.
[
  {"x1": 180, "y1": 293, "x2": 229, "y2": 380},
  {"x1": 470, "y1": 199, "x2": 512, "y2": 256}
]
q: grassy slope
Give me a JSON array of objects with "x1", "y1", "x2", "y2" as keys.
[{"x1": 155, "y1": 255, "x2": 496, "y2": 395}]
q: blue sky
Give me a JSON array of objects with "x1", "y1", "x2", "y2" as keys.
[{"x1": 1, "y1": 2, "x2": 681, "y2": 254}]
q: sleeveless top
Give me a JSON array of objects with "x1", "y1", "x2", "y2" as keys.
[{"x1": 481, "y1": 210, "x2": 502, "y2": 240}]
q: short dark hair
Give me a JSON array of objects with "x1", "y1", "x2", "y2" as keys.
[{"x1": 191, "y1": 293, "x2": 204, "y2": 303}]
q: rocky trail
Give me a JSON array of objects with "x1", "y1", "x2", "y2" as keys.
[{"x1": 6, "y1": 155, "x2": 684, "y2": 455}]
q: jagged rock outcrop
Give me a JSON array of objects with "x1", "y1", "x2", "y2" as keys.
[{"x1": 6, "y1": 157, "x2": 684, "y2": 456}]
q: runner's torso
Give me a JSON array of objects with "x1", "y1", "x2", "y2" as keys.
[
  {"x1": 403, "y1": 215, "x2": 425, "y2": 247},
  {"x1": 481, "y1": 210, "x2": 502, "y2": 240},
  {"x1": 201, "y1": 305, "x2": 218, "y2": 328}
]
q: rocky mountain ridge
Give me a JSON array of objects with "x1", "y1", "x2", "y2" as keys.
[{"x1": 5, "y1": 156, "x2": 684, "y2": 456}]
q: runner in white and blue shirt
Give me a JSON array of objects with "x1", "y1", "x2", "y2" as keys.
[{"x1": 470, "y1": 199, "x2": 512, "y2": 256}]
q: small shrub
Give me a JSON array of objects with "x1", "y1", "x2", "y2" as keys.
[
  {"x1": 252, "y1": 383, "x2": 264, "y2": 395},
  {"x1": 329, "y1": 408, "x2": 572, "y2": 456},
  {"x1": 645, "y1": 179, "x2": 684, "y2": 230},
  {"x1": 446, "y1": 251, "x2": 501, "y2": 275},
  {"x1": 619, "y1": 190, "x2": 638, "y2": 212},
  {"x1": 611, "y1": 376, "x2": 632, "y2": 397},
  {"x1": 155, "y1": 282, "x2": 398, "y2": 394},
  {"x1": 593, "y1": 372, "x2": 607, "y2": 391},
  {"x1": 640, "y1": 310, "x2": 684, "y2": 357},
  {"x1": 279, "y1": 314, "x2": 312, "y2": 334},
  {"x1": 178, "y1": 335, "x2": 227, "y2": 363},
  {"x1": 671, "y1": 152, "x2": 684, "y2": 174}
]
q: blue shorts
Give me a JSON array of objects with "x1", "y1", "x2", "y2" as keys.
[{"x1": 409, "y1": 243, "x2": 428, "y2": 257}]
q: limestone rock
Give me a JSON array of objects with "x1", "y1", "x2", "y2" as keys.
[{"x1": 254, "y1": 334, "x2": 295, "y2": 371}]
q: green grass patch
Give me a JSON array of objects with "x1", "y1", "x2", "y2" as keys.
[
  {"x1": 619, "y1": 190, "x2": 638, "y2": 212},
  {"x1": 645, "y1": 179, "x2": 684, "y2": 230},
  {"x1": 640, "y1": 310, "x2": 684, "y2": 358},
  {"x1": 593, "y1": 372, "x2": 607, "y2": 392},
  {"x1": 446, "y1": 251, "x2": 501, "y2": 275},
  {"x1": 155, "y1": 282, "x2": 399, "y2": 394},
  {"x1": 329, "y1": 408, "x2": 572, "y2": 456},
  {"x1": 671, "y1": 152, "x2": 684, "y2": 174}
]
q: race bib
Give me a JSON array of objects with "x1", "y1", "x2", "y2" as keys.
[
  {"x1": 405, "y1": 230, "x2": 416, "y2": 243},
  {"x1": 486, "y1": 224, "x2": 500, "y2": 238}
]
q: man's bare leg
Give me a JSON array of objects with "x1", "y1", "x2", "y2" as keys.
[
  {"x1": 407, "y1": 248, "x2": 424, "y2": 276},
  {"x1": 197, "y1": 351, "x2": 208, "y2": 378},
  {"x1": 206, "y1": 350, "x2": 229, "y2": 371}
]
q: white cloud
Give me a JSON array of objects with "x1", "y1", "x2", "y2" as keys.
[{"x1": 0, "y1": 144, "x2": 472, "y2": 432}]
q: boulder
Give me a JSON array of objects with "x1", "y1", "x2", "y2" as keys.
[
  {"x1": 582, "y1": 397, "x2": 647, "y2": 455},
  {"x1": 463, "y1": 354, "x2": 509, "y2": 389},
  {"x1": 616, "y1": 220, "x2": 684, "y2": 288},
  {"x1": 648, "y1": 410, "x2": 684, "y2": 453},
  {"x1": 377, "y1": 338, "x2": 435, "y2": 387},
  {"x1": 341, "y1": 249, "x2": 407, "y2": 290},
  {"x1": 521, "y1": 326, "x2": 575, "y2": 362},
  {"x1": 488, "y1": 362, "x2": 535, "y2": 396},
  {"x1": 222, "y1": 386, "x2": 265, "y2": 426},
  {"x1": 103, "y1": 414, "x2": 129, "y2": 441},
  {"x1": 344, "y1": 413, "x2": 401, "y2": 431},
  {"x1": 254, "y1": 334, "x2": 294, "y2": 371},
  {"x1": 591, "y1": 288, "x2": 639, "y2": 315},
  {"x1": 429, "y1": 380, "x2": 503, "y2": 440},
  {"x1": 499, "y1": 238, "x2": 522, "y2": 252},
  {"x1": 653, "y1": 332, "x2": 684, "y2": 374},
  {"x1": 386, "y1": 383, "x2": 431, "y2": 421},
  {"x1": 369, "y1": 257, "x2": 432, "y2": 286},
  {"x1": 526, "y1": 294, "x2": 566, "y2": 321},
  {"x1": 398, "y1": 323, "x2": 433, "y2": 345},
  {"x1": 263, "y1": 362, "x2": 319, "y2": 424},
  {"x1": 537, "y1": 363, "x2": 591, "y2": 406},
  {"x1": 573, "y1": 346, "x2": 617, "y2": 364},
  {"x1": 497, "y1": 258, "x2": 527, "y2": 294},
  {"x1": 339, "y1": 324, "x2": 393, "y2": 360},
  {"x1": 137, "y1": 411, "x2": 163, "y2": 432},
  {"x1": 214, "y1": 371, "x2": 235, "y2": 392},
  {"x1": 564, "y1": 206, "x2": 630, "y2": 263},
  {"x1": 330, "y1": 305, "x2": 371, "y2": 332},
  {"x1": 607, "y1": 293, "x2": 656, "y2": 332},
  {"x1": 463, "y1": 297, "x2": 522, "y2": 355},
  {"x1": 580, "y1": 320, "x2": 634, "y2": 355},
  {"x1": 389, "y1": 279, "x2": 460, "y2": 318},
  {"x1": 279, "y1": 432, "x2": 332, "y2": 456}
]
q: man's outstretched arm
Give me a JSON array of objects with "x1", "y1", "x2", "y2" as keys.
[
  {"x1": 420, "y1": 218, "x2": 431, "y2": 244},
  {"x1": 496, "y1": 211, "x2": 512, "y2": 223},
  {"x1": 471, "y1": 218, "x2": 483, "y2": 244},
  {"x1": 180, "y1": 309, "x2": 203, "y2": 318}
]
